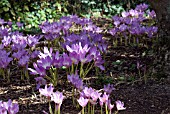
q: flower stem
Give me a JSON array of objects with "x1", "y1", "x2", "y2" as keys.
[
  {"x1": 88, "y1": 102, "x2": 90, "y2": 114},
  {"x1": 58, "y1": 105, "x2": 60, "y2": 114},
  {"x1": 101, "y1": 106, "x2": 103, "y2": 114},
  {"x1": 105, "y1": 104, "x2": 108, "y2": 114},
  {"x1": 82, "y1": 107, "x2": 85, "y2": 114},
  {"x1": 49, "y1": 101, "x2": 53, "y2": 114}
]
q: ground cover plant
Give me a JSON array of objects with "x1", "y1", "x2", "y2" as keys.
[{"x1": 0, "y1": 2, "x2": 170, "y2": 114}]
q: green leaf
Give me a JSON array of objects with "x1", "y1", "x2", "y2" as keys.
[
  {"x1": 10, "y1": 10, "x2": 15, "y2": 15},
  {"x1": 0, "y1": 10, "x2": 3, "y2": 13},
  {"x1": 24, "y1": 5, "x2": 29, "y2": 11},
  {"x1": 6, "y1": 3, "x2": 11, "y2": 8},
  {"x1": 3, "y1": 7, "x2": 9, "y2": 12},
  {"x1": 56, "y1": 3, "x2": 61, "y2": 12}
]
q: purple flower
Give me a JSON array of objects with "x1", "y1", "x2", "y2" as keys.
[
  {"x1": 16, "y1": 22, "x2": 23, "y2": 28},
  {"x1": 7, "y1": 21, "x2": 13, "y2": 27},
  {"x1": 1, "y1": 99, "x2": 19, "y2": 114},
  {"x1": 77, "y1": 97, "x2": 89, "y2": 107},
  {"x1": 119, "y1": 24, "x2": 128, "y2": 32},
  {"x1": 52, "y1": 51, "x2": 63, "y2": 68},
  {"x1": 51, "y1": 91, "x2": 64, "y2": 106},
  {"x1": 103, "y1": 84, "x2": 115, "y2": 94},
  {"x1": 0, "y1": 50, "x2": 13, "y2": 68},
  {"x1": 39, "y1": 84, "x2": 54, "y2": 98},
  {"x1": 27, "y1": 35, "x2": 39, "y2": 47},
  {"x1": 114, "y1": 21, "x2": 120, "y2": 27},
  {"x1": 68, "y1": 52, "x2": 79, "y2": 64},
  {"x1": 38, "y1": 47, "x2": 53, "y2": 59},
  {"x1": 129, "y1": 9, "x2": 138, "y2": 17},
  {"x1": 2, "y1": 36, "x2": 12, "y2": 47},
  {"x1": 109, "y1": 28, "x2": 118, "y2": 36},
  {"x1": 148, "y1": 10, "x2": 156, "y2": 18},
  {"x1": 66, "y1": 42, "x2": 90, "y2": 54},
  {"x1": 61, "y1": 53, "x2": 72, "y2": 67},
  {"x1": 37, "y1": 56, "x2": 53, "y2": 70},
  {"x1": 31, "y1": 50, "x2": 40, "y2": 59},
  {"x1": 94, "y1": 57, "x2": 105, "y2": 70},
  {"x1": 90, "y1": 90, "x2": 101, "y2": 102},
  {"x1": 0, "y1": 19, "x2": 6, "y2": 25},
  {"x1": 0, "y1": 106, "x2": 7, "y2": 114},
  {"x1": 135, "y1": 3, "x2": 148, "y2": 11},
  {"x1": 83, "y1": 87, "x2": 94, "y2": 98},
  {"x1": 35, "y1": 77, "x2": 47, "y2": 89},
  {"x1": 12, "y1": 49, "x2": 28, "y2": 60},
  {"x1": 115, "y1": 100, "x2": 126, "y2": 111},
  {"x1": 67, "y1": 73, "x2": 84, "y2": 90},
  {"x1": 11, "y1": 34, "x2": 27, "y2": 46},
  {"x1": 28, "y1": 62, "x2": 46, "y2": 76},
  {"x1": 99, "y1": 92, "x2": 109, "y2": 105},
  {"x1": 18, "y1": 55, "x2": 30, "y2": 66},
  {"x1": 121, "y1": 11, "x2": 130, "y2": 17},
  {"x1": 106, "y1": 100, "x2": 114, "y2": 111}
]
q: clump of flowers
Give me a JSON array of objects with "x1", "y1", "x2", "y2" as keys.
[
  {"x1": 76, "y1": 83, "x2": 125, "y2": 114},
  {"x1": 109, "y1": 3, "x2": 157, "y2": 47},
  {"x1": 0, "y1": 49, "x2": 13, "y2": 82},
  {"x1": 39, "y1": 84, "x2": 64, "y2": 114},
  {"x1": 0, "y1": 99, "x2": 19, "y2": 114}
]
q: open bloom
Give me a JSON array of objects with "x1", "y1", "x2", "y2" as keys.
[
  {"x1": 77, "y1": 97, "x2": 89, "y2": 107},
  {"x1": 39, "y1": 84, "x2": 54, "y2": 98},
  {"x1": 0, "y1": 99, "x2": 19, "y2": 114},
  {"x1": 99, "y1": 92, "x2": 109, "y2": 106},
  {"x1": 35, "y1": 77, "x2": 47, "y2": 89},
  {"x1": 28, "y1": 62, "x2": 46, "y2": 76},
  {"x1": 115, "y1": 100, "x2": 126, "y2": 110},
  {"x1": 67, "y1": 74, "x2": 84, "y2": 90},
  {"x1": 51, "y1": 91, "x2": 64, "y2": 106},
  {"x1": 104, "y1": 84, "x2": 115, "y2": 94}
]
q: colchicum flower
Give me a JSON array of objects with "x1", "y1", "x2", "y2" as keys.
[
  {"x1": 103, "y1": 84, "x2": 115, "y2": 94},
  {"x1": 67, "y1": 73, "x2": 84, "y2": 90},
  {"x1": 115, "y1": 100, "x2": 126, "y2": 111},
  {"x1": 51, "y1": 91, "x2": 64, "y2": 106},
  {"x1": 35, "y1": 77, "x2": 47, "y2": 89},
  {"x1": 0, "y1": 99, "x2": 19, "y2": 114},
  {"x1": 39, "y1": 84, "x2": 54, "y2": 98},
  {"x1": 77, "y1": 97, "x2": 89, "y2": 107}
]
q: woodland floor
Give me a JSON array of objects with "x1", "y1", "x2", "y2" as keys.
[{"x1": 0, "y1": 18, "x2": 170, "y2": 114}]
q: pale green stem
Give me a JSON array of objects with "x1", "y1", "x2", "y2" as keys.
[
  {"x1": 71, "y1": 64, "x2": 74, "y2": 74},
  {"x1": 58, "y1": 105, "x2": 60, "y2": 114},
  {"x1": 49, "y1": 101, "x2": 53, "y2": 114},
  {"x1": 54, "y1": 104, "x2": 57, "y2": 114},
  {"x1": 72, "y1": 87, "x2": 75, "y2": 105},
  {"x1": 48, "y1": 40, "x2": 51, "y2": 49},
  {"x1": 53, "y1": 68, "x2": 58, "y2": 86},
  {"x1": 82, "y1": 107, "x2": 85, "y2": 114},
  {"x1": 133, "y1": 37, "x2": 136, "y2": 45},
  {"x1": 120, "y1": 36, "x2": 122, "y2": 45},
  {"x1": 125, "y1": 38, "x2": 127, "y2": 46},
  {"x1": 21, "y1": 69, "x2": 24, "y2": 80},
  {"x1": 84, "y1": 62, "x2": 94, "y2": 78},
  {"x1": 7, "y1": 68, "x2": 10, "y2": 83},
  {"x1": 105, "y1": 104, "x2": 108, "y2": 114},
  {"x1": 88, "y1": 102, "x2": 90, "y2": 114},
  {"x1": 24, "y1": 68, "x2": 29, "y2": 80},
  {"x1": 80, "y1": 63, "x2": 84, "y2": 79},
  {"x1": 115, "y1": 110, "x2": 118, "y2": 114},
  {"x1": 101, "y1": 106, "x2": 103, "y2": 114},
  {"x1": 92, "y1": 105, "x2": 95, "y2": 114}
]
